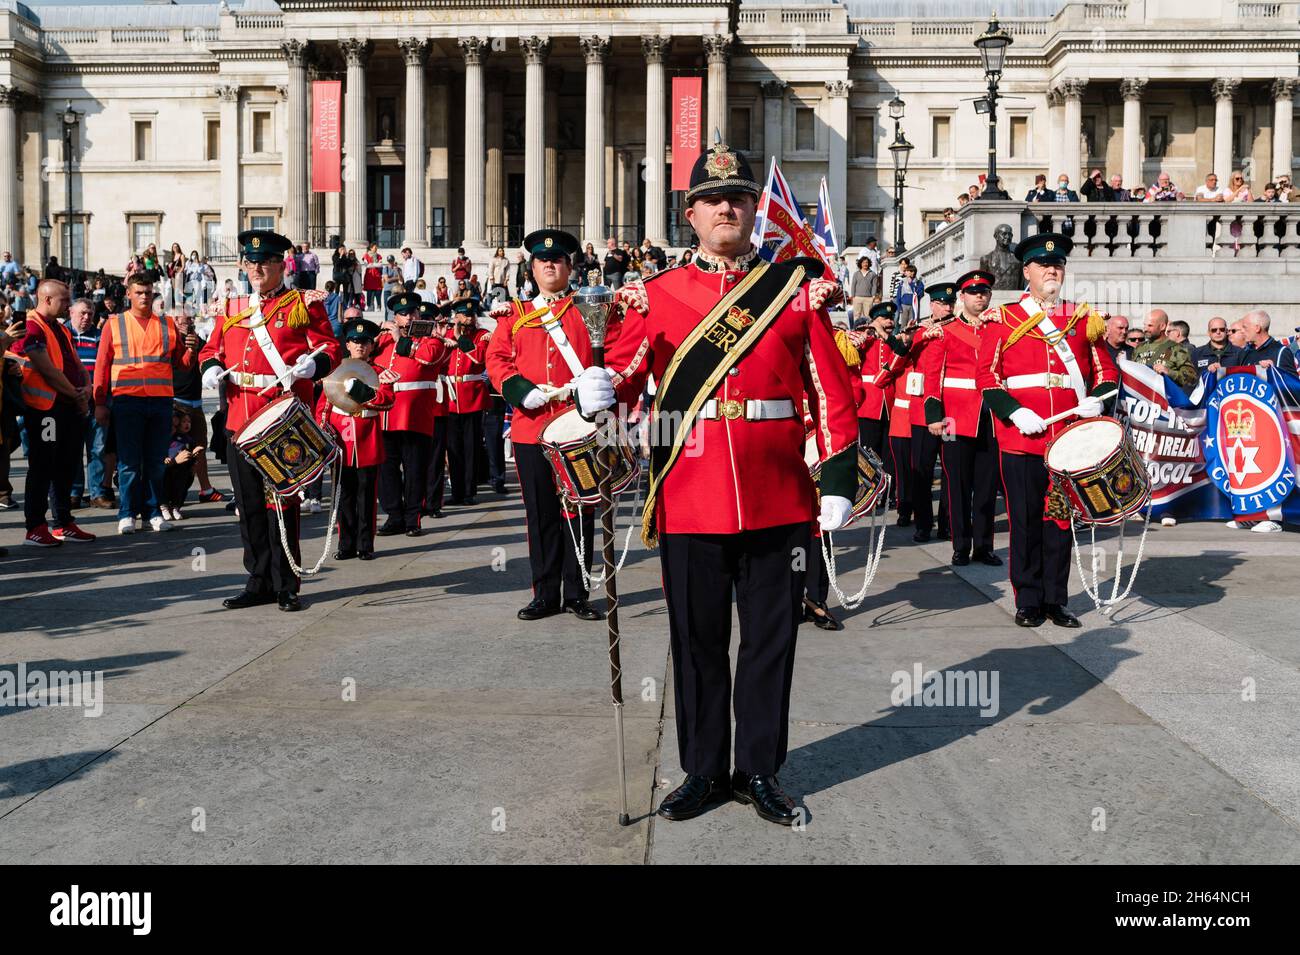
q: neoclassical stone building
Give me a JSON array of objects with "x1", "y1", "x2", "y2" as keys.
[{"x1": 1, "y1": 0, "x2": 1297, "y2": 272}]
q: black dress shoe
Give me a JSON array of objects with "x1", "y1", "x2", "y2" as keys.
[
  {"x1": 803, "y1": 598, "x2": 841, "y2": 631},
  {"x1": 657, "y1": 774, "x2": 732, "y2": 821},
  {"x1": 358, "y1": 551, "x2": 376, "y2": 561},
  {"x1": 951, "y1": 552, "x2": 970, "y2": 566},
  {"x1": 731, "y1": 772, "x2": 799, "y2": 826},
  {"x1": 493, "y1": 482, "x2": 507, "y2": 494},
  {"x1": 518, "y1": 597, "x2": 563, "y2": 621},
  {"x1": 1044, "y1": 603, "x2": 1081, "y2": 628},
  {"x1": 405, "y1": 527, "x2": 423, "y2": 538},
  {"x1": 1015, "y1": 606, "x2": 1046, "y2": 628},
  {"x1": 896, "y1": 514, "x2": 913, "y2": 527},
  {"x1": 972, "y1": 548, "x2": 1003, "y2": 566},
  {"x1": 376, "y1": 522, "x2": 405, "y2": 537},
  {"x1": 222, "y1": 590, "x2": 276, "y2": 610},
  {"x1": 563, "y1": 598, "x2": 604, "y2": 621},
  {"x1": 912, "y1": 528, "x2": 932, "y2": 543},
  {"x1": 334, "y1": 549, "x2": 357, "y2": 561},
  {"x1": 278, "y1": 591, "x2": 302, "y2": 612}
]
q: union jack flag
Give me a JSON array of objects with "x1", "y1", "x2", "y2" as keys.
[{"x1": 750, "y1": 158, "x2": 833, "y2": 277}]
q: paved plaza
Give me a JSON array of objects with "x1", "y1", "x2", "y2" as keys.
[{"x1": 2, "y1": 454, "x2": 1298, "y2": 864}]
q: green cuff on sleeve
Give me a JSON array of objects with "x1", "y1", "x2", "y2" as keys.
[
  {"x1": 982, "y1": 388, "x2": 1021, "y2": 423},
  {"x1": 884, "y1": 334, "x2": 909, "y2": 356},
  {"x1": 395, "y1": 336, "x2": 414, "y2": 358},
  {"x1": 818, "y1": 445, "x2": 858, "y2": 502},
  {"x1": 1090, "y1": 380, "x2": 1118, "y2": 415},
  {"x1": 501, "y1": 374, "x2": 537, "y2": 409},
  {"x1": 200, "y1": 357, "x2": 224, "y2": 375},
  {"x1": 312, "y1": 354, "x2": 331, "y2": 381},
  {"x1": 924, "y1": 396, "x2": 945, "y2": 426},
  {"x1": 456, "y1": 334, "x2": 475, "y2": 353}
]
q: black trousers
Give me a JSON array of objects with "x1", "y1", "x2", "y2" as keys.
[
  {"x1": 999, "y1": 451, "x2": 1071, "y2": 609},
  {"x1": 941, "y1": 411, "x2": 999, "y2": 556},
  {"x1": 887, "y1": 434, "x2": 912, "y2": 517},
  {"x1": 660, "y1": 521, "x2": 808, "y2": 777},
  {"x1": 807, "y1": 532, "x2": 830, "y2": 604},
  {"x1": 24, "y1": 405, "x2": 80, "y2": 532},
  {"x1": 162, "y1": 463, "x2": 195, "y2": 508},
  {"x1": 857, "y1": 416, "x2": 887, "y2": 459},
  {"x1": 338, "y1": 463, "x2": 378, "y2": 555},
  {"x1": 483, "y1": 400, "x2": 506, "y2": 485},
  {"x1": 910, "y1": 424, "x2": 945, "y2": 532},
  {"x1": 227, "y1": 430, "x2": 301, "y2": 595},
  {"x1": 425, "y1": 416, "x2": 448, "y2": 512},
  {"x1": 379, "y1": 430, "x2": 431, "y2": 529},
  {"x1": 514, "y1": 442, "x2": 592, "y2": 604},
  {"x1": 447, "y1": 411, "x2": 484, "y2": 502}
]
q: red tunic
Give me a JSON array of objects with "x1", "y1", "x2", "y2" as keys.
[
  {"x1": 198, "y1": 288, "x2": 341, "y2": 433},
  {"x1": 627, "y1": 262, "x2": 859, "y2": 535},
  {"x1": 314, "y1": 370, "x2": 395, "y2": 468},
  {"x1": 372, "y1": 331, "x2": 450, "y2": 434},
  {"x1": 447, "y1": 328, "x2": 492, "y2": 414},
  {"x1": 922, "y1": 316, "x2": 986, "y2": 437},
  {"x1": 485, "y1": 294, "x2": 648, "y2": 446},
  {"x1": 975, "y1": 295, "x2": 1119, "y2": 456},
  {"x1": 855, "y1": 336, "x2": 894, "y2": 420},
  {"x1": 875, "y1": 341, "x2": 920, "y2": 439}
]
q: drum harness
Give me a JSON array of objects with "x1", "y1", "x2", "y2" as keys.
[{"x1": 819, "y1": 468, "x2": 891, "y2": 610}]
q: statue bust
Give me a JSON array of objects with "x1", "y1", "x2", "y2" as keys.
[{"x1": 981, "y1": 224, "x2": 1021, "y2": 290}]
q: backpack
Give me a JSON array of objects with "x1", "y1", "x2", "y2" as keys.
[{"x1": 416, "y1": 260, "x2": 425, "y2": 278}]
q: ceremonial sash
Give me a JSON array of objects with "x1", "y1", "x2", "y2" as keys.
[
  {"x1": 1019, "y1": 300, "x2": 1087, "y2": 402},
  {"x1": 641, "y1": 257, "x2": 819, "y2": 546}
]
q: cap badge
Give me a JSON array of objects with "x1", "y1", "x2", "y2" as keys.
[
  {"x1": 251, "y1": 237, "x2": 261, "y2": 249},
  {"x1": 544, "y1": 237, "x2": 554, "y2": 249},
  {"x1": 1045, "y1": 240, "x2": 1055, "y2": 252},
  {"x1": 705, "y1": 144, "x2": 736, "y2": 179}
]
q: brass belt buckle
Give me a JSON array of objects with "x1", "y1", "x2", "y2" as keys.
[
  {"x1": 719, "y1": 399, "x2": 744, "y2": 420},
  {"x1": 1047, "y1": 373, "x2": 1065, "y2": 388},
  {"x1": 239, "y1": 372, "x2": 255, "y2": 387}
]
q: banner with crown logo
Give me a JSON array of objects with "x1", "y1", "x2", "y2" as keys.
[{"x1": 1203, "y1": 371, "x2": 1297, "y2": 515}]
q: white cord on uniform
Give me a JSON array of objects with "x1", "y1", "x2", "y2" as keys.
[
  {"x1": 271, "y1": 459, "x2": 342, "y2": 577},
  {"x1": 821, "y1": 472, "x2": 891, "y2": 611}
]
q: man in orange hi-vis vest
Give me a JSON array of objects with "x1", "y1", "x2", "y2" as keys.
[{"x1": 93, "y1": 270, "x2": 196, "y2": 535}]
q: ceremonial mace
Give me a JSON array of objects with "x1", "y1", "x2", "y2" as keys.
[{"x1": 574, "y1": 280, "x2": 630, "y2": 827}]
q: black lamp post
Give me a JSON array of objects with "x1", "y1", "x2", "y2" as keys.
[
  {"x1": 38, "y1": 217, "x2": 52, "y2": 267},
  {"x1": 974, "y1": 15, "x2": 1012, "y2": 200},
  {"x1": 61, "y1": 100, "x2": 79, "y2": 268},
  {"x1": 887, "y1": 96, "x2": 914, "y2": 254}
]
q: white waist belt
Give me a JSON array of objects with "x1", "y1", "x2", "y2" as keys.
[
  {"x1": 450, "y1": 373, "x2": 488, "y2": 383},
  {"x1": 393, "y1": 380, "x2": 441, "y2": 391},
  {"x1": 331, "y1": 404, "x2": 378, "y2": 419},
  {"x1": 228, "y1": 371, "x2": 278, "y2": 388},
  {"x1": 894, "y1": 398, "x2": 911, "y2": 409},
  {"x1": 698, "y1": 398, "x2": 796, "y2": 421},
  {"x1": 942, "y1": 377, "x2": 977, "y2": 390},
  {"x1": 1005, "y1": 373, "x2": 1074, "y2": 391}
]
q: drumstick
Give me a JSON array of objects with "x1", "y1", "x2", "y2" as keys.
[
  {"x1": 256, "y1": 343, "x2": 330, "y2": 396},
  {"x1": 1039, "y1": 387, "x2": 1119, "y2": 428}
]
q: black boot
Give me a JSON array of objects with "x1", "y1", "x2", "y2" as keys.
[
  {"x1": 731, "y1": 772, "x2": 799, "y2": 826},
  {"x1": 657, "y1": 774, "x2": 732, "y2": 821}
]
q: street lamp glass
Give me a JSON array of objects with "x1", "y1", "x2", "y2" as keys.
[
  {"x1": 889, "y1": 134, "x2": 914, "y2": 175},
  {"x1": 62, "y1": 101, "x2": 78, "y2": 127},
  {"x1": 975, "y1": 20, "x2": 1013, "y2": 75},
  {"x1": 38, "y1": 220, "x2": 52, "y2": 241},
  {"x1": 887, "y1": 96, "x2": 905, "y2": 121}
]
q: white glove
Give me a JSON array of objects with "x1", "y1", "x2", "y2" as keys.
[
  {"x1": 1075, "y1": 395, "x2": 1104, "y2": 418},
  {"x1": 818, "y1": 495, "x2": 854, "y2": 531},
  {"x1": 521, "y1": 388, "x2": 548, "y2": 411},
  {"x1": 289, "y1": 353, "x2": 317, "y2": 381},
  {"x1": 1010, "y1": 407, "x2": 1047, "y2": 436},
  {"x1": 489, "y1": 302, "x2": 512, "y2": 319},
  {"x1": 616, "y1": 280, "x2": 648, "y2": 315},
  {"x1": 201, "y1": 365, "x2": 223, "y2": 391},
  {"x1": 575, "y1": 366, "x2": 615, "y2": 415}
]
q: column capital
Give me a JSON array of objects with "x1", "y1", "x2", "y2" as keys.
[
  {"x1": 1046, "y1": 87, "x2": 1063, "y2": 108},
  {"x1": 579, "y1": 35, "x2": 610, "y2": 65},
  {"x1": 280, "y1": 39, "x2": 309, "y2": 68},
  {"x1": 275, "y1": 84, "x2": 289, "y2": 100},
  {"x1": 457, "y1": 36, "x2": 488, "y2": 66},
  {"x1": 1057, "y1": 77, "x2": 1088, "y2": 101},
  {"x1": 339, "y1": 37, "x2": 371, "y2": 69},
  {"x1": 825, "y1": 79, "x2": 852, "y2": 99},
  {"x1": 1211, "y1": 78, "x2": 1241, "y2": 102},
  {"x1": 1119, "y1": 78, "x2": 1147, "y2": 101},
  {"x1": 519, "y1": 35, "x2": 550, "y2": 67},
  {"x1": 641, "y1": 35, "x2": 670, "y2": 64},
  {"x1": 1272, "y1": 78, "x2": 1299, "y2": 101},
  {"x1": 703, "y1": 33, "x2": 732, "y2": 65},
  {"x1": 399, "y1": 37, "x2": 429, "y2": 68},
  {"x1": 214, "y1": 83, "x2": 240, "y2": 104},
  {"x1": 0, "y1": 85, "x2": 22, "y2": 108},
  {"x1": 760, "y1": 79, "x2": 786, "y2": 100}
]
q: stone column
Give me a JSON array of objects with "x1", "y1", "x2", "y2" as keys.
[
  {"x1": 545, "y1": 69, "x2": 561, "y2": 227},
  {"x1": 1060, "y1": 78, "x2": 1087, "y2": 188},
  {"x1": 459, "y1": 37, "x2": 488, "y2": 246},
  {"x1": 1046, "y1": 88, "x2": 1062, "y2": 183},
  {"x1": 428, "y1": 70, "x2": 450, "y2": 245},
  {"x1": 340, "y1": 38, "x2": 371, "y2": 247},
  {"x1": 281, "y1": 41, "x2": 310, "y2": 245},
  {"x1": 825, "y1": 80, "x2": 851, "y2": 244},
  {"x1": 399, "y1": 38, "x2": 428, "y2": 248},
  {"x1": 642, "y1": 35, "x2": 669, "y2": 246},
  {"x1": 1272, "y1": 78, "x2": 1296, "y2": 182},
  {"x1": 580, "y1": 36, "x2": 609, "y2": 248},
  {"x1": 520, "y1": 36, "x2": 549, "y2": 234},
  {"x1": 703, "y1": 33, "x2": 731, "y2": 142},
  {"x1": 485, "y1": 78, "x2": 504, "y2": 244},
  {"x1": 1212, "y1": 78, "x2": 1240, "y2": 180},
  {"x1": 0, "y1": 87, "x2": 20, "y2": 258},
  {"x1": 216, "y1": 84, "x2": 241, "y2": 249},
  {"x1": 1120, "y1": 78, "x2": 1146, "y2": 192},
  {"x1": 761, "y1": 80, "x2": 785, "y2": 179}
]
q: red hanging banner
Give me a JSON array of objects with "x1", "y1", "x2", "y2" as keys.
[
  {"x1": 670, "y1": 77, "x2": 703, "y2": 192},
  {"x1": 311, "y1": 80, "x2": 342, "y2": 193}
]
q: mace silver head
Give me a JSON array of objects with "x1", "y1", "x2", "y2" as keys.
[{"x1": 574, "y1": 281, "x2": 616, "y2": 349}]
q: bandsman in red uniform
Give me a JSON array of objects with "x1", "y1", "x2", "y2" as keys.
[
  {"x1": 445, "y1": 298, "x2": 492, "y2": 505},
  {"x1": 372, "y1": 293, "x2": 450, "y2": 537},
  {"x1": 485, "y1": 229, "x2": 647, "y2": 622},
  {"x1": 976, "y1": 233, "x2": 1118, "y2": 628},
  {"x1": 423, "y1": 302, "x2": 453, "y2": 519},
  {"x1": 199, "y1": 230, "x2": 342, "y2": 612},
  {"x1": 923, "y1": 269, "x2": 1003, "y2": 567},
  {"x1": 874, "y1": 304, "x2": 943, "y2": 527},
  {"x1": 849, "y1": 301, "x2": 897, "y2": 460},
  {"x1": 616, "y1": 141, "x2": 859, "y2": 826},
  {"x1": 905, "y1": 282, "x2": 956, "y2": 544},
  {"x1": 316, "y1": 317, "x2": 394, "y2": 561}
]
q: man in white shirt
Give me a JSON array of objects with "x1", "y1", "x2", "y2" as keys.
[
  {"x1": 1194, "y1": 173, "x2": 1226, "y2": 202},
  {"x1": 400, "y1": 246, "x2": 422, "y2": 289}
]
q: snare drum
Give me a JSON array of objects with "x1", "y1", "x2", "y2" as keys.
[
  {"x1": 1044, "y1": 416, "x2": 1150, "y2": 525},
  {"x1": 234, "y1": 394, "x2": 339, "y2": 497},
  {"x1": 539, "y1": 408, "x2": 639, "y2": 507},
  {"x1": 806, "y1": 437, "x2": 890, "y2": 528}
]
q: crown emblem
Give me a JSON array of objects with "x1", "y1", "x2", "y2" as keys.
[
  {"x1": 724, "y1": 305, "x2": 754, "y2": 330},
  {"x1": 1225, "y1": 406, "x2": 1255, "y2": 440},
  {"x1": 544, "y1": 237, "x2": 553, "y2": 248},
  {"x1": 705, "y1": 143, "x2": 737, "y2": 180},
  {"x1": 251, "y1": 237, "x2": 261, "y2": 248}
]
